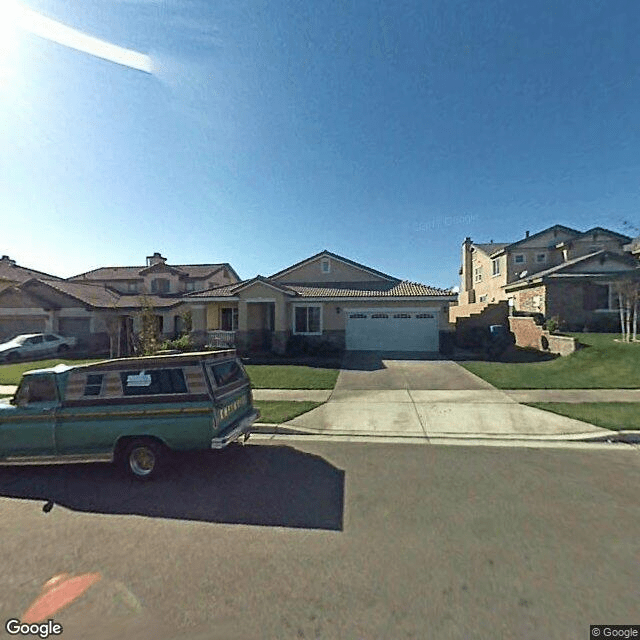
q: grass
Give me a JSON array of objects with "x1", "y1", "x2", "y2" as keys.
[
  {"x1": 460, "y1": 333, "x2": 640, "y2": 389},
  {"x1": 527, "y1": 402, "x2": 640, "y2": 431},
  {"x1": 0, "y1": 359, "x2": 104, "y2": 385},
  {"x1": 253, "y1": 400, "x2": 322, "y2": 423},
  {"x1": 245, "y1": 365, "x2": 339, "y2": 389}
]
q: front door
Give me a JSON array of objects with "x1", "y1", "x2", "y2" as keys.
[{"x1": 0, "y1": 375, "x2": 57, "y2": 459}]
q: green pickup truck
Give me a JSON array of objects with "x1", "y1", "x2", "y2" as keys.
[{"x1": 0, "y1": 350, "x2": 259, "y2": 478}]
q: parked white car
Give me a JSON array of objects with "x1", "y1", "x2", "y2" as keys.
[{"x1": 0, "y1": 334, "x2": 77, "y2": 363}]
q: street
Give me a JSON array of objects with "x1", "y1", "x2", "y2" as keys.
[{"x1": 0, "y1": 440, "x2": 638, "y2": 639}]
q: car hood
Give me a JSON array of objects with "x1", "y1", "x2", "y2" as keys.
[{"x1": 0, "y1": 343, "x2": 20, "y2": 353}]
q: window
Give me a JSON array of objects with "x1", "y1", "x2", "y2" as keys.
[
  {"x1": 127, "y1": 282, "x2": 138, "y2": 293},
  {"x1": 584, "y1": 284, "x2": 609, "y2": 311},
  {"x1": 16, "y1": 376, "x2": 57, "y2": 405},
  {"x1": 492, "y1": 258, "x2": 501, "y2": 276},
  {"x1": 479, "y1": 295, "x2": 488, "y2": 303},
  {"x1": 536, "y1": 253, "x2": 547, "y2": 263},
  {"x1": 151, "y1": 278, "x2": 170, "y2": 293},
  {"x1": 186, "y1": 281, "x2": 195, "y2": 292},
  {"x1": 221, "y1": 308, "x2": 238, "y2": 331},
  {"x1": 84, "y1": 374, "x2": 104, "y2": 396},
  {"x1": 514, "y1": 254, "x2": 525, "y2": 264},
  {"x1": 26, "y1": 335, "x2": 43, "y2": 345},
  {"x1": 120, "y1": 368, "x2": 187, "y2": 395},
  {"x1": 44, "y1": 335, "x2": 58, "y2": 342},
  {"x1": 393, "y1": 313, "x2": 411, "y2": 318},
  {"x1": 415, "y1": 313, "x2": 434, "y2": 319},
  {"x1": 210, "y1": 360, "x2": 246, "y2": 387},
  {"x1": 371, "y1": 313, "x2": 388, "y2": 319},
  {"x1": 294, "y1": 306, "x2": 321, "y2": 333},
  {"x1": 349, "y1": 313, "x2": 367, "y2": 319},
  {"x1": 321, "y1": 259, "x2": 330, "y2": 273},
  {"x1": 474, "y1": 266, "x2": 483, "y2": 283}
]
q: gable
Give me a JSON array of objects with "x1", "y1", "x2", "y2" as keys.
[
  {"x1": 510, "y1": 227, "x2": 578, "y2": 251},
  {"x1": 272, "y1": 253, "x2": 396, "y2": 285},
  {"x1": 234, "y1": 280, "x2": 292, "y2": 300},
  {"x1": 0, "y1": 286, "x2": 57, "y2": 310},
  {"x1": 561, "y1": 254, "x2": 640, "y2": 274}
]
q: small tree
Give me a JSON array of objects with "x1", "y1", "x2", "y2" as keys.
[
  {"x1": 136, "y1": 296, "x2": 161, "y2": 355},
  {"x1": 613, "y1": 278, "x2": 639, "y2": 342}
]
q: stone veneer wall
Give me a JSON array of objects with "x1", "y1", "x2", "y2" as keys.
[{"x1": 508, "y1": 316, "x2": 576, "y2": 355}]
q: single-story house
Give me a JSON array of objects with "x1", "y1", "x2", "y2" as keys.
[{"x1": 187, "y1": 250, "x2": 456, "y2": 354}]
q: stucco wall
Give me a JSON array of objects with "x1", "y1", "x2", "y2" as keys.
[{"x1": 274, "y1": 257, "x2": 390, "y2": 284}]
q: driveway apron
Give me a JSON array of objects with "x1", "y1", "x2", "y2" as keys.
[{"x1": 283, "y1": 352, "x2": 610, "y2": 440}]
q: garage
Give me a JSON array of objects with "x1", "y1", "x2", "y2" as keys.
[
  {"x1": 345, "y1": 308, "x2": 439, "y2": 351},
  {"x1": 58, "y1": 317, "x2": 91, "y2": 337},
  {"x1": 0, "y1": 316, "x2": 47, "y2": 341}
]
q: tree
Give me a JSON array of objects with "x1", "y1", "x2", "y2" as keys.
[
  {"x1": 613, "y1": 278, "x2": 639, "y2": 342},
  {"x1": 135, "y1": 296, "x2": 161, "y2": 356}
]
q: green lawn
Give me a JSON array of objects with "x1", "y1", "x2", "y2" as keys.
[
  {"x1": 527, "y1": 402, "x2": 640, "y2": 431},
  {"x1": 254, "y1": 400, "x2": 322, "y2": 423},
  {"x1": 0, "y1": 359, "x2": 104, "y2": 385},
  {"x1": 460, "y1": 333, "x2": 640, "y2": 389},
  {"x1": 245, "y1": 365, "x2": 339, "y2": 389}
]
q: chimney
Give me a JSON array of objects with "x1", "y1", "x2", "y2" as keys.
[
  {"x1": 146, "y1": 252, "x2": 166, "y2": 267},
  {"x1": 462, "y1": 237, "x2": 473, "y2": 296},
  {"x1": 525, "y1": 230, "x2": 530, "y2": 238},
  {"x1": 0, "y1": 255, "x2": 16, "y2": 266}
]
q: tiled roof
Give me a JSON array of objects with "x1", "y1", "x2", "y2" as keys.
[
  {"x1": 187, "y1": 278, "x2": 452, "y2": 298},
  {"x1": 69, "y1": 263, "x2": 236, "y2": 281},
  {"x1": 286, "y1": 281, "x2": 453, "y2": 297},
  {"x1": 474, "y1": 243, "x2": 509, "y2": 255},
  {"x1": 505, "y1": 250, "x2": 640, "y2": 288},
  {"x1": 23, "y1": 280, "x2": 183, "y2": 309},
  {"x1": 0, "y1": 261, "x2": 61, "y2": 283},
  {"x1": 26, "y1": 280, "x2": 121, "y2": 307}
]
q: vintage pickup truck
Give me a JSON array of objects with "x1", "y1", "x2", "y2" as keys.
[{"x1": 0, "y1": 350, "x2": 259, "y2": 478}]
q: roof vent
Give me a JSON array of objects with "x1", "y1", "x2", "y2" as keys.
[{"x1": 525, "y1": 230, "x2": 530, "y2": 238}]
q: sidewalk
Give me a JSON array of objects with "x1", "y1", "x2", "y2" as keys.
[
  {"x1": 253, "y1": 388, "x2": 640, "y2": 403},
  {"x1": 252, "y1": 388, "x2": 640, "y2": 443}
]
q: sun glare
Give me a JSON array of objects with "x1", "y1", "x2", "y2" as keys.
[
  {"x1": 0, "y1": 1, "x2": 23, "y2": 85},
  {"x1": 0, "y1": 0, "x2": 154, "y2": 77}
]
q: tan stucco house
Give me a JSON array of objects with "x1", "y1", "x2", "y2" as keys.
[
  {"x1": 0, "y1": 253, "x2": 240, "y2": 352},
  {"x1": 187, "y1": 250, "x2": 456, "y2": 354},
  {"x1": 454, "y1": 225, "x2": 640, "y2": 330}
]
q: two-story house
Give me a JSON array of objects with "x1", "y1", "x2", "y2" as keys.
[{"x1": 455, "y1": 225, "x2": 640, "y2": 330}]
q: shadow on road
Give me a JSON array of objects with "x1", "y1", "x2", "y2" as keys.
[
  {"x1": 339, "y1": 350, "x2": 446, "y2": 371},
  {"x1": 0, "y1": 445, "x2": 345, "y2": 531}
]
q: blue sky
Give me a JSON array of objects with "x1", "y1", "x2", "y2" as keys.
[{"x1": 1, "y1": 0, "x2": 639, "y2": 288}]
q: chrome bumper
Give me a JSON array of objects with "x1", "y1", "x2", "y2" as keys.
[{"x1": 211, "y1": 410, "x2": 260, "y2": 449}]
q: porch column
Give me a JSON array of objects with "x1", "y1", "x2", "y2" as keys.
[
  {"x1": 189, "y1": 304, "x2": 207, "y2": 348},
  {"x1": 236, "y1": 300, "x2": 249, "y2": 353},
  {"x1": 272, "y1": 300, "x2": 288, "y2": 354}
]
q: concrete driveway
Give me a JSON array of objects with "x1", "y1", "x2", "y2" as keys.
[{"x1": 283, "y1": 352, "x2": 611, "y2": 440}]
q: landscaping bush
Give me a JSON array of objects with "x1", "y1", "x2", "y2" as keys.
[{"x1": 159, "y1": 334, "x2": 193, "y2": 352}]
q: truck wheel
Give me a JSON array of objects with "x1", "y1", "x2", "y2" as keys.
[{"x1": 122, "y1": 439, "x2": 162, "y2": 479}]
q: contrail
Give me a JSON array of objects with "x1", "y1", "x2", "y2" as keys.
[{"x1": 7, "y1": 0, "x2": 153, "y2": 73}]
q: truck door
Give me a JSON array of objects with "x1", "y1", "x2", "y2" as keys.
[{"x1": 0, "y1": 374, "x2": 57, "y2": 458}]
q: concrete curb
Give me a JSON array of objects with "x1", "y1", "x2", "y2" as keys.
[{"x1": 252, "y1": 422, "x2": 640, "y2": 444}]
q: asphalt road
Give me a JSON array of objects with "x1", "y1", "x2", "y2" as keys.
[{"x1": 0, "y1": 441, "x2": 638, "y2": 640}]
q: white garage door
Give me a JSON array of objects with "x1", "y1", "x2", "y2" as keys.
[{"x1": 345, "y1": 308, "x2": 439, "y2": 351}]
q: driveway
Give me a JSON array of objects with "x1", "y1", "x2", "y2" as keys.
[
  {"x1": 283, "y1": 352, "x2": 611, "y2": 440},
  {"x1": 334, "y1": 351, "x2": 495, "y2": 390}
]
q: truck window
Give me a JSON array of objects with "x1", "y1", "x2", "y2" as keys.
[
  {"x1": 210, "y1": 360, "x2": 246, "y2": 387},
  {"x1": 15, "y1": 376, "x2": 58, "y2": 405},
  {"x1": 84, "y1": 374, "x2": 104, "y2": 396},
  {"x1": 119, "y1": 368, "x2": 187, "y2": 395}
]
